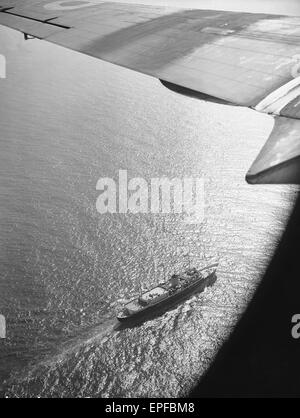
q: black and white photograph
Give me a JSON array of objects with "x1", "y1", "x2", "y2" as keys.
[{"x1": 1, "y1": 0, "x2": 300, "y2": 400}]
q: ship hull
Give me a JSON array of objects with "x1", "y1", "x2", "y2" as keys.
[{"x1": 117, "y1": 271, "x2": 217, "y2": 323}]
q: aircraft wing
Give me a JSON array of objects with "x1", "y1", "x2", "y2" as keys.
[{"x1": 1, "y1": 0, "x2": 300, "y2": 184}]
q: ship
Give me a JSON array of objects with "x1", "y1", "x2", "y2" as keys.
[{"x1": 117, "y1": 263, "x2": 218, "y2": 322}]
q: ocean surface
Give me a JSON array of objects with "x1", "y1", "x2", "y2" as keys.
[{"x1": 0, "y1": 0, "x2": 299, "y2": 397}]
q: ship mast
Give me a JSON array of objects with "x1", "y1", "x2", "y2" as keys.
[
  {"x1": 155, "y1": 259, "x2": 166, "y2": 283},
  {"x1": 184, "y1": 250, "x2": 191, "y2": 269}
]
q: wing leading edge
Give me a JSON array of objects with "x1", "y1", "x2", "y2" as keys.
[{"x1": 1, "y1": 0, "x2": 300, "y2": 184}]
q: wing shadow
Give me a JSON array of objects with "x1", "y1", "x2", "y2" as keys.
[{"x1": 190, "y1": 191, "x2": 300, "y2": 397}]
